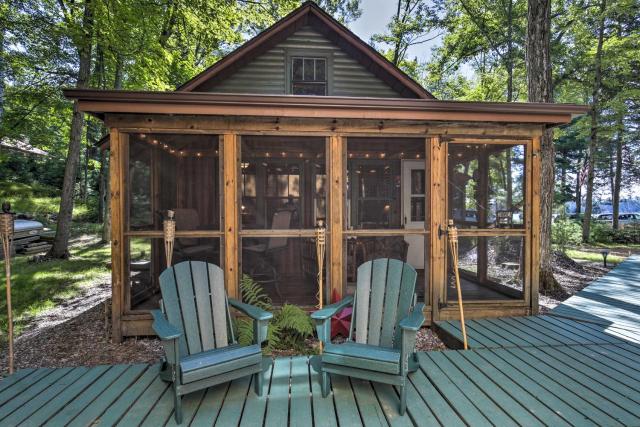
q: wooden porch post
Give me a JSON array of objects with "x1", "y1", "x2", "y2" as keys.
[
  {"x1": 109, "y1": 129, "x2": 124, "y2": 343},
  {"x1": 477, "y1": 149, "x2": 489, "y2": 283},
  {"x1": 222, "y1": 134, "x2": 240, "y2": 299},
  {"x1": 328, "y1": 135, "x2": 345, "y2": 302},
  {"x1": 530, "y1": 136, "x2": 542, "y2": 313},
  {"x1": 429, "y1": 136, "x2": 447, "y2": 322}
]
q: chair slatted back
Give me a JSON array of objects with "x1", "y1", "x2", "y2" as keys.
[
  {"x1": 350, "y1": 258, "x2": 417, "y2": 349},
  {"x1": 159, "y1": 261, "x2": 233, "y2": 356}
]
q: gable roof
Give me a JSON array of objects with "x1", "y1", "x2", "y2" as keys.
[{"x1": 177, "y1": 2, "x2": 435, "y2": 99}]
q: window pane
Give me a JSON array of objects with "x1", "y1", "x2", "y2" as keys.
[
  {"x1": 303, "y1": 58, "x2": 315, "y2": 80},
  {"x1": 315, "y1": 59, "x2": 326, "y2": 81},
  {"x1": 448, "y1": 143, "x2": 525, "y2": 229},
  {"x1": 292, "y1": 57, "x2": 303, "y2": 80},
  {"x1": 447, "y1": 235, "x2": 524, "y2": 301},
  {"x1": 127, "y1": 237, "x2": 220, "y2": 311},
  {"x1": 241, "y1": 136, "x2": 326, "y2": 229},
  {"x1": 242, "y1": 237, "x2": 325, "y2": 306},
  {"x1": 128, "y1": 133, "x2": 220, "y2": 232},
  {"x1": 346, "y1": 137, "x2": 425, "y2": 230},
  {"x1": 292, "y1": 82, "x2": 326, "y2": 96}
]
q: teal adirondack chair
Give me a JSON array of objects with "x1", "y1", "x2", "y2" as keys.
[
  {"x1": 151, "y1": 261, "x2": 272, "y2": 424},
  {"x1": 311, "y1": 258, "x2": 425, "y2": 415}
]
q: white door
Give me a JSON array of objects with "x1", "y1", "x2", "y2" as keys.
[{"x1": 402, "y1": 160, "x2": 425, "y2": 269}]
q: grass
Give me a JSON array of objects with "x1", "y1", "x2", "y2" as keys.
[
  {"x1": 565, "y1": 249, "x2": 626, "y2": 265},
  {"x1": 0, "y1": 180, "x2": 94, "y2": 222},
  {"x1": 0, "y1": 225, "x2": 111, "y2": 341}
]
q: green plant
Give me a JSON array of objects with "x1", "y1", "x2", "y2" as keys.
[
  {"x1": 552, "y1": 219, "x2": 583, "y2": 252},
  {"x1": 235, "y1": 274, "x2": 315, "y2": 354}
]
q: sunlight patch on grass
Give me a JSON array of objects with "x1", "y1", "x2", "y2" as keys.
[
  {"x1": 565, "y1": 249, "x2": 625, "y2": 265},
  {"x1": 0, "y1": 238, "x2": 111, "y2": 340}
]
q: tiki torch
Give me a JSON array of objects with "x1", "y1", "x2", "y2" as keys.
[
  {"x1": 315, "y1": 219, "x2": 326, "y2": 352},
  {"x1": 447, "y1": 219, "x2": 468, "y2": 350},
  {"x1": 0, "y1": 202, "x2": 15, "y2": 373},
  {"x1": 315, "y1": 219, "x2": 326, "y2": 310},
  {"x1": 164, "y1": 210, "x2": 176, "y2": 268}
]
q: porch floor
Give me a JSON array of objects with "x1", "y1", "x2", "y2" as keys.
[{"x1": 1, "y1": 257, "x2": 639, "y2": 426}]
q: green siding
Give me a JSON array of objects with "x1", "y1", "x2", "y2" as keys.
[{"x1": 204, "y1": 26, "x2": 403, "y2": 98}]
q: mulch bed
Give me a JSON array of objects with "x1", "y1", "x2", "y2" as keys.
[{"x1": 0, "y1": 250, "x2": 615, "y2": 375}]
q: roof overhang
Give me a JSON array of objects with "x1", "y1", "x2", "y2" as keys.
[{"x1": 65, "y1": 89, "x2": 590, "y2": 127}]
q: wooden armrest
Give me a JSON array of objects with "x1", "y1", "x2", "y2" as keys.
[
  {"x1": 151, "y1": 309, "x2": 182, "y2": 341},
  {"x1": 228, "y1": 299, "x2": 273, "y2": 321},
  {"x1": 311, "y1": 296, "x2": 354, "y2": 321},
  {"x1": 399, "y1": 303, "x2": 425, "y2": 331}
]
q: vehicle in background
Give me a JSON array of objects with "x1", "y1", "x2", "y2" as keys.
[{"x1": 595, "y1": 212, "x2": 640, "y2": 227}]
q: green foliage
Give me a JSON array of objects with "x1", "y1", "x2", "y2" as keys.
[
  {"x1": 272, "y1": 304, "x2": 315, "y2": 351},
  {"x1": 552, "y1": 219, "x2": 583, "y2": 252},
  {"x1": 590, "y1": 223, "x2": 640, "y2": 244},
  {"x1": 236, "y1": 274, "x2": 315, "y2": 354}
]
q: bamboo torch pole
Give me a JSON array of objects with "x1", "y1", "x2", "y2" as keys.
[
  {"x1": 163, "y1": 210, "x2": 176, "y2": 268},
  {"x1": 447, "y1": 219, "x2": 468, "y2": 350},
  {"x1": 315, "y1": 219, "x2": 326, "y2": 352},
  {"x1": 0, "y1": 202, "x2": 15, "y2": 373}
]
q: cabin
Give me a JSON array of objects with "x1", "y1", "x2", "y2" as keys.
[{"x1": 65, "y1": 2, "x2": 588, "y2": 342}]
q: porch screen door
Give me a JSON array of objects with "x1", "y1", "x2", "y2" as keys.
[{"x1": 402, "y1": 160, "x2": 425, "y2": 269}]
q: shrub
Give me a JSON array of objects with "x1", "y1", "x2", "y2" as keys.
[
  {"x1": 552, "y1": 219, "x2": 582, "y2": 252},
  {"x1": 587, "y1": 221, "x2": 640, "y2": 244},
  {"x1": 236, "y1": 274, "x2": 315, "y2": 354}
]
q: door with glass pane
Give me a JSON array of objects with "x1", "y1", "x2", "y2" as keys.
[
  {"x1": 402, "y1": 160, "x2": 425, "y2": 269},
  {"x1": 446, "y1": 142, "x2": 528, "y2": 302}
]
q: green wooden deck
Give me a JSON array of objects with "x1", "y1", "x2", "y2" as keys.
[
  {"x1": 436, "y1": 255, "x2": 640, "y2": 348},
  {"x1": 2, "y1": 345, "x2": 640, "y2": 426},
  {"x1": 2, "y1": 257, "x2": 640, "y2": 426}
]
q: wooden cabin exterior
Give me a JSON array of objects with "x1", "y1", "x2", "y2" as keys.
[{"x1": 65, "y1": 3, "x2": 588, "y2": 342}]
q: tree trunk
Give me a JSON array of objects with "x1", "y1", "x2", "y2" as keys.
[
  {"x1": 582, "y1": 0, "x2": 606, "y2": 242},
  {"x1": 527, "y1": 0, "x2": 559, "y2": 291},
  {"x1": 612, "y1": 121, "x2": 623, "y2": 230},
  {"x1": 48, "y1": 0, "x2": 94, "y2": 259},
  {"x1": 0, "y1": 22, "x2": 5, "y2": 124},
  {"x1": 575, "y1": 159, "x2": 582, "y2": 215}
]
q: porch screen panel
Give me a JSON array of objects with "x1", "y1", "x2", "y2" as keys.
[
  {"x1": 345, "y1": 137, "x2": 429, "y2": 304},
  {"x1": 446, "y1": 142, "x2": 528, "y2": 302},
  {"x1": 125, "y1": 133, "x2": 222, "y2": 312},
  {"x1": 240, "y1": 136, "x2": 326, "y2": 307}
]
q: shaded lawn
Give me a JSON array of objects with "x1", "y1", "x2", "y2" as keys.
[{"x1": 0, "y1": 237, "x2": 111, "y2": 341}]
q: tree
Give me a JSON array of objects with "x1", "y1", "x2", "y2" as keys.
[
  {"x1": 526, "y1": 0, "x2": 559, "y2": 290},
  {"x1": 581, "y1": 0, "x2": 606, "y2": 243},
  {"x1": 371, "y1": 0, "x2": 437, "y2": 67},
  {"x1": 47, "y1": 0, "x2": 94, "y2": 259}
]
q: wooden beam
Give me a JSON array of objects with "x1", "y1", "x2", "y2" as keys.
[
  {"x1": 477, "y1": 150, "x2": 489, "y2": 283},
  {"x1": 105, "y1": 114, "x2": 545, "y2": 137},
  {"x1": 429, "y1": 136, "x2": 447, "y2": 322},
  {"x1": 109, "y1": 129, "x2": 125, "y2": 343},
  {"x1": 328, "y1": 135, "x2": 345, "y2": 302},
  {"x1": 222, "y1": 134, "x2": 240, "y2": 299},
  {"x1": 530, "y1": 136, "x2": 542, "y2": 314}
]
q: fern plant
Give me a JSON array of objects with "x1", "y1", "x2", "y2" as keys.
[{"x1": 235, "y1": 274, "x2": 315, "y2": 354}]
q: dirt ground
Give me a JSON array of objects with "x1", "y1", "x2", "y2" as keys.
[{"x1": 0, "y1": 251, "x2": 612, "y2": 375}]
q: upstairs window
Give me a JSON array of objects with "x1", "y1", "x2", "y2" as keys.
[{"x1": 291, "y1": 56, "x2": 327, "y2": 95}]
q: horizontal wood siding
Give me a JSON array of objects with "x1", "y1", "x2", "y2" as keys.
[{"x1": 206, "y1": 26, "x2": 403, "y2": 98}]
